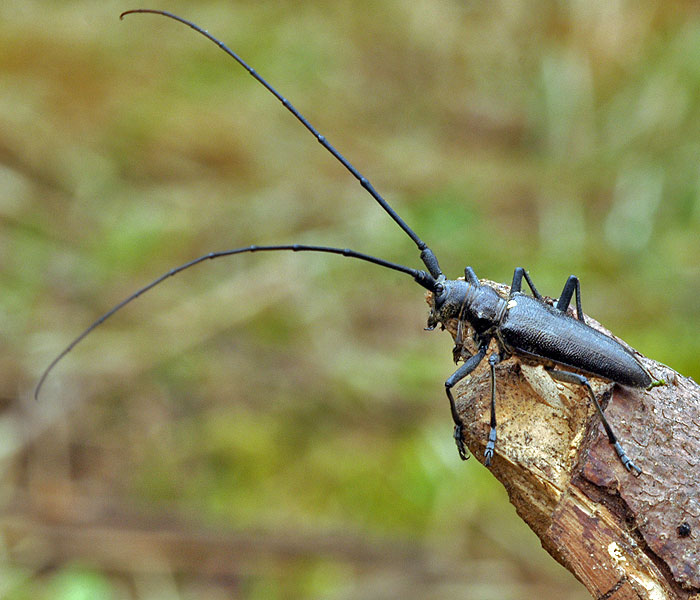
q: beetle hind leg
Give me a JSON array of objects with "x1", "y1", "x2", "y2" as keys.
[{"x1": 547, "y1": 368, "x2": 642, "y2": 476}]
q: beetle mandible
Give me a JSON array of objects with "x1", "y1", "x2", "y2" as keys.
[{"x1": 36, "y1": 9, "x2": 653, "y2": 476}]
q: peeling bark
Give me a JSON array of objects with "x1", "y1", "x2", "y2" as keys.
[{"x1": 441, "y1": 281, "x2": 700, "y2": 600}]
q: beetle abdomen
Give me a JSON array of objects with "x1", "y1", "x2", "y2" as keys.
[{"x1": 500, "y1": 294, "x2": 650, "y2": 388}]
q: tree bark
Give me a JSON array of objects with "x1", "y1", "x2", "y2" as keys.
[{"x1": 447, "y1": 281, "x2": 700, "y2": 600}]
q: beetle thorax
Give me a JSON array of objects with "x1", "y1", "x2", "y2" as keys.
[{"x1": 428, "y1": 279, "x2": 507, "y2": 336}]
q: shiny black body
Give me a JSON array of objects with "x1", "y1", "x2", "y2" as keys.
[
  {"x1": 434, "y1": 275, "x2": 650, "y2": 387},
  {"x1": 429, "y1": 266, "x2": 650, "y2": 474},
  {"x1": 500, "y1": 294, "x2": 649, "y2": 388}
]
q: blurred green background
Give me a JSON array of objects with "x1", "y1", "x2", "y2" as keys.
[{"x1": 2, "y1": 1, "x2": 699, "y2": 598}]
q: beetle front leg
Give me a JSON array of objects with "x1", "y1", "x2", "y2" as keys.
[
  {"x1": 547, "y1": 368, "x2": 642, "y2": 476},
  {"x1": 464, "y1": 266, "x2": 480, "y2": 286},
  {"x1": 445, "y1": 339, "x2": 490, "y2": 461}
]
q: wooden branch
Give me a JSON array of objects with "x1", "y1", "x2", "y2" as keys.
[{"x1": 446, "y1": 282, "x2": 700, "y2": 600}]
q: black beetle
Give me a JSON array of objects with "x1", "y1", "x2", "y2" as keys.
[{"x1": 36, "y1": 9, "x2": 653, "y2": 476}]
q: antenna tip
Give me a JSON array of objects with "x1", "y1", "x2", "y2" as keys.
[{"x1": 120, "y1": 9, "x2": 152, "y2": 21}]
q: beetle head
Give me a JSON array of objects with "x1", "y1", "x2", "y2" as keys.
[{"x1": 426, "y1": 279, "x2": 469, "y2": 330}]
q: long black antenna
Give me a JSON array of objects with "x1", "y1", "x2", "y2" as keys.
[
  {"x1": 119, "y1": 9, "x2": 443, "y2": 280},
  {"x1": 35, "y1": 244, "x2": 437, "y2": 399}
]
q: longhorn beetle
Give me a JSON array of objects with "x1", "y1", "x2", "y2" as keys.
[{"x1": 36, "y1": 9, "x2": 653, "y2": 476}]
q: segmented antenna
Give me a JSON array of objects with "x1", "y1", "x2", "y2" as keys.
[
  {"x1": 119, "y1": 9, "x2": 443, "y2": 280},
  {"x1": 35, "y1": 245, "x2": 437, "y2": 399}
]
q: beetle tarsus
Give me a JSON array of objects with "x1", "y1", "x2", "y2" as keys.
[
  {"x1": 614, "y1": 441, "x2": 642, "y2": 477},
  {"x1": 484, "y1": 429, "x2": 497, "y2": 467},
  {"x1": 454, "y1": 425, "x2": 470, "y2": 461}
]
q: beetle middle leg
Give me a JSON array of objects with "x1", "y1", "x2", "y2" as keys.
[
  {"x1": 546, "y1": 368, "x2": 642, "y2": 476},
  {"x1": 445, "y1": 338, "x2": 491, "y2": 460},
  {"x1": 484, "y1": 352, "x2": 502, "y2": 466}
]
